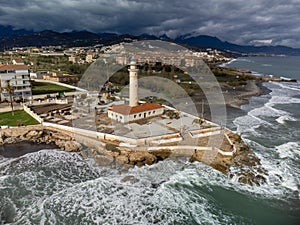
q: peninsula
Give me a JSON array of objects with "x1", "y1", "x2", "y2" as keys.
[{"x1": 0, "y1": 58, "x2": 269, "y2": 186}]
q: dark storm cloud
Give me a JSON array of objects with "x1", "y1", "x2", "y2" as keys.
[{"x1": 0, "y1": 0, "x2": 299, "y2": 47}]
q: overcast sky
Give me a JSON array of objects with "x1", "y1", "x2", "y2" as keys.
[{"x1": 0, "y1": 0, "x2": 300, "y2": 47}]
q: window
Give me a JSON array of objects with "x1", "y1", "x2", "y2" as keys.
[
  {"x1": 153, "y1": 111, "x2": 155, "y2": 113},
  {"x1": 139, "y1": 113, "x2": 141, "y2": 117},
  {"x1": 148, "y1": 112, "x2": 151, "y2": 115},
  {"x1": 134, "y1": 115, "x2": 137, "y2": 118}
]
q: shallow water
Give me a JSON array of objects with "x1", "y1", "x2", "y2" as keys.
[{"x1": 0, "y1": 142, "x2": 58, "y2": 158}]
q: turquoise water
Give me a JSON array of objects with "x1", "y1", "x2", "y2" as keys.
[
  {"x1": 0, "y1": 57, "x2": 300, "y2": 224},
  {"x1": 222, "y1": 56, "x2": 300, "y2": 80}
]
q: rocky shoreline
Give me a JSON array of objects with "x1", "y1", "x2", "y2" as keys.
[{"x1": 0, "y1": 124, "x2": 267, "y2": 186}]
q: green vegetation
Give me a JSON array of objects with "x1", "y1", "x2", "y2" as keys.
[
  {"x1": 4, "y1": 80, "x2": 15, "y2": 116},
  {"x1": 210, "y1": 65, "x2": 255, "y2": 86},
  {"x1": 31, "y1": 81, "x2": 76, "y2": 95},
  {"x1": 0, "y1": 110, "x2": 39, "y2": 126},
  {"x1": 0, "y1": 53, "x2": 90, "y2": 78}
]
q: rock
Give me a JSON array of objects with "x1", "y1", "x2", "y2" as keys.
[
  {"x1": 0, "y1": 133, "x2": 4, "y2": 144},
  {"x1": 149, "y1": 149, "x2": 172, "y2": 160},
  {"x1": 94, "y1": 154, "x2": 114, "y2": 166},
  {"x1": 64, "y1": 141, "x2": 82, "y2": 152},
  {"x1": 228, "y1": 133, "x2": 241, "y2": 142},
  {"x1": 129, "y1": 151, "x2": 157, "y2": 166},
  {"x1": 79, "y1": 151, "x2": 89, "y2": 157},
  {"x1": 25, "y1": 130, "x2": 42, "y2": 139},
  {"x1": 121, "y1": 175, "x2": 139, "y2": 184},
  {"x1": 51, "y1": 132, "x2": 72, "y2": 141},
  {"x1": 3, "y1": 137, "x2": 18, "y2": 144},
  {"x1": 55, "y1": 140, "x2": 65, "y2": 149},
  {"x1": 115, "y1": 155, "x2": 129, "y2": 164}
]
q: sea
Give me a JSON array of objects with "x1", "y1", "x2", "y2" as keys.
[{"x1": 1, "y1": 56, "x2": 300, "y2": 224}]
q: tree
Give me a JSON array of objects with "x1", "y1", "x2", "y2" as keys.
[{"x1": 5, "y1": 80, "x2": 15, "y2": 116}]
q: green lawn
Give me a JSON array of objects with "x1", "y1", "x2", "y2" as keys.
[
  {"x1": 0, "y1": 110, "x2": 39, "y2": 126},
  {"x1": 31, "y1": 81, "x2": 76, "y2": 95}
]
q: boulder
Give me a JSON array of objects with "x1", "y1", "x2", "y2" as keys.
[
  {"x1": 149, "y1": 149, "x2": 172, "y2": 160},
  {"x1": 51, "y1": 132, "x2": 72, "y2": 141},
  {"x1": 3, "y1": 137, "x2": 18, "y2": 144},
  {"x1": 64, "y1": 141, "x2": 82, "y2": 152},
  {"x1": 228, "y1": 133, "x2": 241, "y2": 142},
  {"x1": 115, "y1": 155, "x2": 129, "y2": 164},
  {"x1": 94, "y1": 154, "x2": 114, "y2": 166},
  {"x1": 129, "y1": 151, "x2": 157, "y2": 166},
  {"x1": 25, "y1": 130, "x2": 42, "y2": 139},
  {"x1": 121, "y1": 175, "x2": 139, "y2": 184}
]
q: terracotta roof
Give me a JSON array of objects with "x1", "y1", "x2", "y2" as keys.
[
  {"x1": 0, "y1": 64, "x2": 28, "y2": 70},
  {"x1": 108, "y1": 102, "x2": 163, "y2": 115},
  {"x1": 14, "y1": 59, "x2": 24, "y2": 63}
]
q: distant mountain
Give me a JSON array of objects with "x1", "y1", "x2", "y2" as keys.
[
  {"x1": 159, "y1": 34, "x2": 171, "y2": 41},
  {"x1": 1, "y1": 28, "x2": 300, "y2": 55},
  {"x1": 175, "y1": 34, "x2": 300, "y2": 55},
  {"x1": 0, "y1": 30, "x2": 142, "y2": 50},
  {"x1": 0, "y1": 25, "x2": 34, "y2": 38}
]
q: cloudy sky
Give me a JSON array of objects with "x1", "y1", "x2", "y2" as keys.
[{"x1": 0, "y1": 0, "x2": 300, "y2": 47}]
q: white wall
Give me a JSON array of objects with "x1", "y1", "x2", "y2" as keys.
[{"x1": 108, "y1": 107, "x2": 164, "y2": 123}]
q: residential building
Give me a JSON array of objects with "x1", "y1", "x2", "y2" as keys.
[
  {"x1": 0, "y1": 64, "x2": 32, "y2": 101},
  {"x1": 86, "y1": 52, "x2": 94, "y2": 63},
  {"x1": 42, "y1": 72, "x2": 78, "y2": 84}
]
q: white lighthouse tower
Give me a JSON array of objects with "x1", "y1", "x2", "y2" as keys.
[
  {"x1": 128, "y1": 60, "x2": 139, "y2": 107},
  {"x1": 107, "y1": 59, "x2": 164, "y2": 123}
]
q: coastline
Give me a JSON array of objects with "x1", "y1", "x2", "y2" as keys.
[
  {"x1": 0, "y1": 122, "x2": 267, "y2": 186},
  {"x1": 0, "y1": 64, "x2": 278, "y2": 186}
]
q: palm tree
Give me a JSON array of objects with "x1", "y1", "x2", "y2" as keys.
[{"x1": 5, "y1": 80, "x2": 14, "y2": 116}]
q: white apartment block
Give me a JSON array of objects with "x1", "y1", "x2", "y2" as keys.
[{"x1": 0, "y1": 63, "x2": 32, "y2": 101}]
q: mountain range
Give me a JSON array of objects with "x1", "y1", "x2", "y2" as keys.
[{"x1": 1, "y1": 25, "x2": 300, "y2": 55}]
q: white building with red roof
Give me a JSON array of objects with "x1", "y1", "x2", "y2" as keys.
[{"x1": 107, "y1": 60, "x2": 164, "y2": 123}]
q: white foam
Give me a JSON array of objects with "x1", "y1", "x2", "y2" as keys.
[
  {"x1": 267, "y1": 82, "x2": 300, "y2": 93},
  {"x1": 276, "y1": 115, "x2": 297, "y2": 124},
  {"x1": 269, "y1": 95, "x2": 300, "y2": 105},
  {"x1": 282, "y1": 179, "x2": 299, "y2": 191},
  {"x1": 219, "y1": 58, "x2": 237, "y2": 67},
  {"x1": 233, "y1": 114, "x2": 266, "y2": 135},
  {"x1": 275, "y1": 142, "x2": 300, "y2": 159}
]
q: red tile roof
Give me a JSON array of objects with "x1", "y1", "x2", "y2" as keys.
[
  {"x1": 0, "y1": 64, "x2": 28, "y2": 70},
  {"x1": 109, "y1": 102, "x2": 163, "y2": 115},
  {"x1": 14, "y1": 59, "x2": 24, "y2": 63}
]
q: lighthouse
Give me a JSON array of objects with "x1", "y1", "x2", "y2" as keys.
[
  {"x1": 107, "y1": 59, "x2": 164, "y2": 123},
  {"x1": 129, "y1": 60, "x2": 139, "y2": 107}
]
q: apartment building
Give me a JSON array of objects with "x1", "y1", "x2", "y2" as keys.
[{"x1": 0, "y1": 62, "x2": 32, "y2": 101}]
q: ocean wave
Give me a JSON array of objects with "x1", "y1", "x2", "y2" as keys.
[
  {"x1": 275, "y1": 142, "x2": 300, "y2": 159},
  {"x1": 219, "y1": 58, "x2": 237, "y2": 67},
  {"x1": 266, "y1": 82, "x2": 300, "y2": 94},
  {"x1": 276, "y1": 115, "x2": 298, "y2": 124},
  {"x1": 233, "y1": 114, "x2": 267, "y2": 135},
  {"x1": 2, "y1": 153, "x2": 298, "y2": 224},
  {"x1": 242, "y1": 140, "x2": 300, "y2": 197},
  {"x1": 249, "y1": 103, "x2": 287, "y2": 118},
  {"x1": 236, "y1": 58, "x2": 253, "y2": 63}
]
